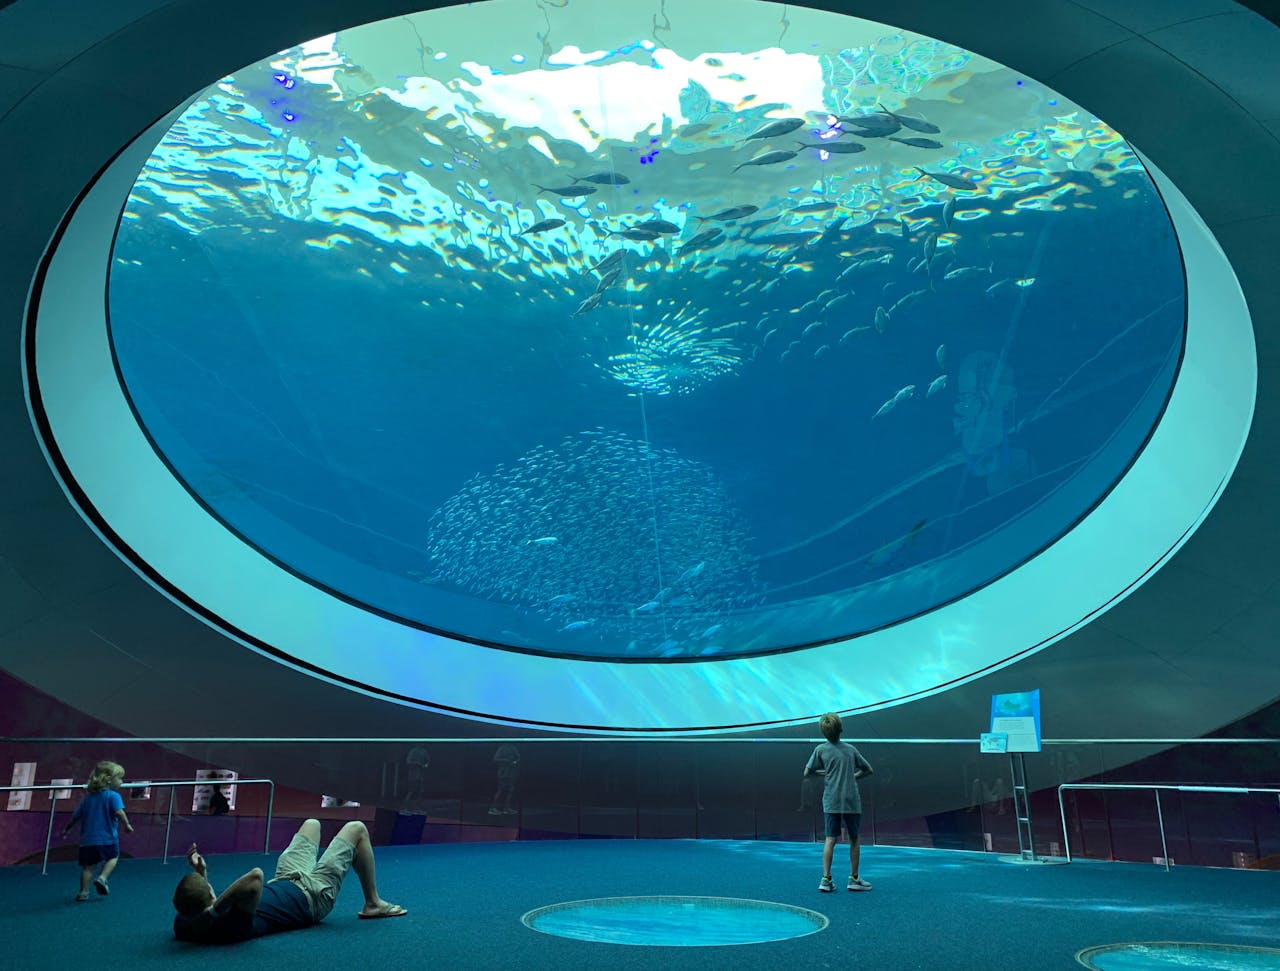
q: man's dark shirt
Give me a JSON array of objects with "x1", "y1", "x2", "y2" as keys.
[{"x1": 173, "y1": 880, "x2": 312, "y2": 943}]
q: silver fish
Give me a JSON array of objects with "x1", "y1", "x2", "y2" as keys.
[
  {"x1": 927, "y1": 374, "x2": 948, "y2": 397},
  {"x1": 518, "y1": 218, "x2": 566, "y2": 236},
  {"x1": 915, "y1": 167, "x2": 980, "y2": 191},
  {"x1": 534, "y1": 182, "x2": 598, "y2": 197},
  {"x1": 879, "y1": 103, "x2": 941, "y2": 134},
  {"x1": 634, "y1": 218, "x2": 680, "y2": 234},
  {"x1": 872, "y1": 398, "x2": 897, "y2": 419},
  {"x1": 874, "y1": 306, "x2": 890, "y2": 333},
  {"x1": 576, "y1": 171, "x2": 630, "y2": 185},
  {"x1": 610, "y1": 228, "x2": 661, "y2": 241},
  {"x1": 796, "y1": 139, "x2": 866, "y2": 154},
  {"x1": 679, "y1": 228, "x2": 723, "y2": 254},
  {"x1": 733, "y1": 150, "x2": 798, "y2": 172},
  {"x1": 791, "y1": 200, "x2": 838, "y2": 214},
  {"x1": 936, "y1": 344, "x2": 947, "y2": 369},
  {"x1": 889, "y1": 136, "x2": 944, "y2": 150},
  {"x1": 591, "y1": 250, "x2": 625, "y2": 274},
  {"x1": 944, "y1": 265, "x2": 991, "y2": 281},
  {"x1": 744, "y1": 118, "x2": 806, "y2": 141},
  {"x1": 696, "y1": 205, "x2": 759, "y2": 223}
]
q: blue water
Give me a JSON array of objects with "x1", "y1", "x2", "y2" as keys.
[
  {"x1": 1079, "y1": 943, "x2": 1280, "y2": 970},
  {"x1": 523, "y1": 895, "x2": 827, "y2": 946},
  {"x1": 107, "y1": 20, "x2": 1186, "y2": 662}
]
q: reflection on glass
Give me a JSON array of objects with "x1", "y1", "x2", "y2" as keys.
[{"x1": 109, "y1": 0, "x2": 1184, "y2": 661}]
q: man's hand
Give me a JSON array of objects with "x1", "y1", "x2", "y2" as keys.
[{"x1": 186, "y1": 843, "x2": 207, "y2": 876}]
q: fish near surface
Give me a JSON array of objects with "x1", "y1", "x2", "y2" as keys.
[
  {"x1": 611, "y1": 228, "x2": 661, "y2": 241},
  {"x1": 534, "y1": 182, "x2": 597, "y2": 197},
  {"x1": 679, "y1": 228, "x2": 723, "y2": 254},
  {"x1": 633, "y1": 218, "x2": 681, "y2": 235},
  {"x1": 696, "y1": 204, "x2": 759, "y2": 223},
  {"x1": 733, "y1": 150, "x2": 797, "y2": 172},
  {"x1": 791, "y1": 200, "x2": 838, "y2": 214},
  {"x1": 888, "y1": 136, "x2": 944, "y2": 150},
  {"x1": 518, "y1": 218, "x2": 566, "y2": 236},
  {"x1": 879, "y1": 104, "x2": 941, "y2": 134},
  {"x1": 577, "y1": 171, "x2": 630, "y2": 185},
  {"x1": 915, "y1": 167, "x2": 980, "y2": 191},
  {"x1": 796, "y1": 139, "x2": 866, "y2": 154},
  {"x1": 743, "y1": 117, "x2": 806, "y2": 141}
]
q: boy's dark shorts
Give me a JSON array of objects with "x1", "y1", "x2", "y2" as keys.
[
  {"x1": 79, "y1": 843, "x2": 120, "y2": 867},
  {"x1": 824, "y1": 813, "x2": 862, "y2": 840}
]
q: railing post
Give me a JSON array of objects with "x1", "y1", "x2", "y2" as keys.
[
  {"x1": 1154, "y1": 789, "x2": 1170, "y2": 872},
  {"x1": 163, "y1": 784, "x2": 176, "y2": 864},
  {"x1": 1058, "y1": 785, "x2": 1072, "y2": 863},
  {"x1": 265, "y1": 782, "x2": 275, "y2": 855},
  {"x1": 43, "y1": 792, "x2": 59, "y2": 876}
]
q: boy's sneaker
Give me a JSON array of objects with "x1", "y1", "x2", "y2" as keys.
[
  {"x1": 94, "y1": 876, "x2": 109, "y2": 896},
  {"x1": 75, "y1": 892, "x2": 89, "y2": 902},
  {"x1": 818, "y1": 875, "x2": 835, "y2": 893},
  {"x1": 848, "y1": 876, "x2": 872, "y2": 891}
]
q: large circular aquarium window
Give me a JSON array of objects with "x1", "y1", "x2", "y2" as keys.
[
  {"x1": 104, "y1": 0, "x2": 1182, "y2": 670},
  {"x1": 106, "y1": 0, "x2": 1186, "y2": 663}
]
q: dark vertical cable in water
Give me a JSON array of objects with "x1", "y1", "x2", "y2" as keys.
[{"x1": 596, "y1": 72, "x2": 669, "y2": 641}]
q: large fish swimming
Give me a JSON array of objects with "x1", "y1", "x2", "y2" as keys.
[
  {"x1": 517, "y1": 218, "x2": 566, "y2": 236},
  {"x1": 878, "y1": 104, "x2": 942, "y2": 134},
  {"x1": 796, "y1": 139, "x2": 866, "y2": 154},
  {"x1": 633, "y1": 218, "x2": 681, "y2": 235},
  {"x1": 678, "y1": 228, "x2": 723, "y2": 255},
  {"x1": 743, "y1": 118, "x2": 806, "y2": 141},
  {"x1": 533, "y1": 182, "x2": 597, "y2": 197},
  {"x1": 695, "y1": 205, "x2": 759, "y2": 223},
  {"x1": 915, "y1": 167, "x2": 980, "y2": 191},
  {"x1": 733, "y1": 150, "x2": 797, "y2": 173},
  {"x1": 889, "y1": 136, "x2": 944, "y2": 150},
  {"x1": 576, "y1": 171, "x2": 630, "y2": 185}
]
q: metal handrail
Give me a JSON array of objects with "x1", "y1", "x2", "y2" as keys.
[
  {"x1": 4, "y1": 736, "x2": 1279, "y2": 744},
  {"x1": 1057, "y1": 782, "x2": 1280, "y2": 871},
  {"x1": 1, "y1": 779, "x2": 275, "y2": 875}
]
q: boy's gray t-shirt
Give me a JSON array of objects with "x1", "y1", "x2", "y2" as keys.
[{"x1": 806, "y1": 741, "x2": 872, "y2": 813}]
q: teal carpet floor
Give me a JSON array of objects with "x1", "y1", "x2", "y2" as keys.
[{"x1": 2, "y1": 840, "x2": 1278, "y2": 970}]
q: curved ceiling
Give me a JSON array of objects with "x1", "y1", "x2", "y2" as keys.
[{"x1": 0, "y1": 0, "x2": 1278, "y2": 739}]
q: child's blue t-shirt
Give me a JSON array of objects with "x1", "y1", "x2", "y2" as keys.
[
  {"x1": 71, "y1": 789, "x2": 124, "y2": 846},
  {"x1": 805, "y1": 741, "x2": 873, "y2": 814}
]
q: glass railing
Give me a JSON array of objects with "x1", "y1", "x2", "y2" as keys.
[{"x1": 2, "y1": 737, "x2": 1276, "y2": 870}]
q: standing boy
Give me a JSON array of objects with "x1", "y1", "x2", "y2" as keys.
[{"x1": 805, "y1": 712, "x2": 874, "y2": 892}]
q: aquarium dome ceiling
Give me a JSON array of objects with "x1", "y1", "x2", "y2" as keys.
[{"x1": 18, "y1": 0, "x2": 1259, "y2": 732}]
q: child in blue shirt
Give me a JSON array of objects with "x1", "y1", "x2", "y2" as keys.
[
  {"x1": 805, "y1": 712, "x2": 874, "y2": 892},
  {"x1": 62, "y1": 760, "x2": 133, "y2": 901}
]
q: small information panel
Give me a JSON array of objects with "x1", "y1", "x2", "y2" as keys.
[
  {"x1": 990, "y1": 690, "x2": 1042, "y2": 753},
  {"x1": 980, "y1": 732, "x2": 1009, "y2": 754}
]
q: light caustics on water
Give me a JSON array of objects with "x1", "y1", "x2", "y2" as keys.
[{"x1": 107, "y1": 0, "x2": 1185, "y2": 661}]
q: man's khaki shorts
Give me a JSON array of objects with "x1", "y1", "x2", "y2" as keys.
[{"x1": 274, "y1": 832, "x2": 356, "y2": 922}]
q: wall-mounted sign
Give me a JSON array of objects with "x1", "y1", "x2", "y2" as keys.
[{"x1": 990, "y1": 690, "x2": 1042, "y2": 753}]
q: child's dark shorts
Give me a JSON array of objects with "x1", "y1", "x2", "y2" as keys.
[
  {"x1": 79, "y1": 843, "x2": 119, "y2": 867},
  {"x1": 824, "y1": 813, "x2": 862, "y2": 840}
]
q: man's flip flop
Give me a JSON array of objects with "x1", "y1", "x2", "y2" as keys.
[{"x1": 358, "y1": 903, "x2": 407, "y2": 919}]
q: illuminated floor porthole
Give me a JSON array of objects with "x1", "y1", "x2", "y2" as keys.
[
  {"x1": 522, "y1": 895, "x2": 828, "y2": 946},
  {"x1": 1076, "y1": 942, "x2": 1280, "y2": 970}
]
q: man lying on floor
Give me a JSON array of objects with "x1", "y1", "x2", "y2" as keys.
[{"x1": 172, "y1": 818, "x2": 406, "y2": 943}]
